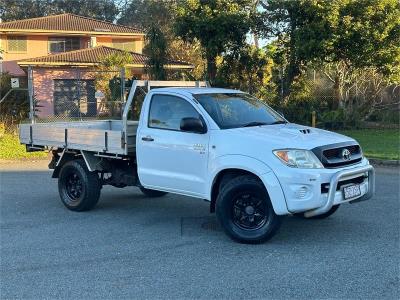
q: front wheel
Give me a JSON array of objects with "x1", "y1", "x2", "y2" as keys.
[
  {"x1": 58, "y1": 159, "x2": 101, "y2": 211},
  {"x1": 216, "y1": 175, "x2": 282, "y2": 244}
]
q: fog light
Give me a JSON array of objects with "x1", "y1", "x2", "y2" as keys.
[
  {"x1": 296, "y1": 186, "x2": 308, "y2": 198},
  {"x1": 321, "y1": 183, "x2": 330, "y2": 194}
]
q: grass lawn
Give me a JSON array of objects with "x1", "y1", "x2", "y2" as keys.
[
  {"x1": 337, "y1": 129, "x2": 399, "y2": 160},
  {"x1": 0, "y1": 133, "x2": 47, "y2": 160}
]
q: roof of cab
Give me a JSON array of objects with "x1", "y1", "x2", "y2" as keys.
[{"x1": 149, "y1": 87, "x2": 243, "y2": 96}]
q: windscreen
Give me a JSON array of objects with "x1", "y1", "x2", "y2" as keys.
[{"x1": 194, "y1": 93, "x2": 285, "y2": 129}]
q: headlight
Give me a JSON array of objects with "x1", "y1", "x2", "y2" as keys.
[{"x1": 273, "y1": 149, "x2": 323, "y2": 169}]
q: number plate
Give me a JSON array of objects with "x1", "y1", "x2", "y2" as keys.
[{"x1": 342, "y1": 184, "x2": 361, "y2": 200}]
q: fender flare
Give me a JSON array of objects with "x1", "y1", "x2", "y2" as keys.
[
  {"x1": 51, "y1": 150, "x2": 77, "y2": 178},
  {"x1": 208, "y1": 155, "x2": 289, "y2": 215},
  {"x1": 51, "y1": 150, "x2": 104, "y2": 178}
]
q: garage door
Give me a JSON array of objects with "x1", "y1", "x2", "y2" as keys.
[{"x1": 53, "y1": 79, "x2": 96, "y2": 117}]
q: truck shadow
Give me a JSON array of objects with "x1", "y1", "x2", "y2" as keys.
[
  {"x1": 179, "y1": 213, "x2": 376, "y2": 246},
  {"x1": 1, "y1": 169, "x2": 385, "y2": 247}
]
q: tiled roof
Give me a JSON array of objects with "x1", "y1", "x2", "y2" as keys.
[
  {"x1": 0, "y1": 13, "x2": 143, "y2": 34},
  {"x1": 18, "y1": 46, "x2": 193, "y2": 68}
]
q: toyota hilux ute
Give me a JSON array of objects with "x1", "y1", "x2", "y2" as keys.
[{"x1": 19, "y1": 80, "x2": 375, "y2": 243}]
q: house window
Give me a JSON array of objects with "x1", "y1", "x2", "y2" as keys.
[
  {"x1": 112, "y1": 39, "x2": 135, "y2": 51},
  {"x1": 7, "y1": 36, "x2": 27, "y2": 52},
  {"x1": 48, "y1": 37, "x2": 80, "y2": 53}
]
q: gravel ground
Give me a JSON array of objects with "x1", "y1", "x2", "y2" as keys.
[{"x1": 0, "y1": 161, "x2": 399, "y2": 299}]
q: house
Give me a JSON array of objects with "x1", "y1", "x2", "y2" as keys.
[{"x1": 0, "y1": 13, "x2": 193, "y2": 118}]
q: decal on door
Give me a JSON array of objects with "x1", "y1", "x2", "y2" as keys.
[{"x1": 193, "y1": 144, "x2": 206, "y2": 154}]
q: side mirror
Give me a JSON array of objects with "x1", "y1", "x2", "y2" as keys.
[{"x1": 180, "y1": 117, "x2": 206, "y2": 134}]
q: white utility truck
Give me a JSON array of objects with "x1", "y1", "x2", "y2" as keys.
[{"x1": 19, "y1": 80, "x2": 375, "y2": 243}]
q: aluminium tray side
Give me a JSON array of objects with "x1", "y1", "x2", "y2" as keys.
[{"x1": 19, "y1": 121, "x2": 138, "y2": 155}]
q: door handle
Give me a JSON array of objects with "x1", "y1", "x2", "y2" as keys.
[{"x1": 141, "y1": 136, "x2": 154, "y2": 142}]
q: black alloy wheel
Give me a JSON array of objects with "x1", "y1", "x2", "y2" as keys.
[
  {"x1": 216, "y1": 175, "x2": 282, "y2": 244},
  {"x1": 58, "y1": 159, "x2": 101, "y2": 211},
  {"x1": 232, "y1": 192, "x2": 268, "y2": 230},
  {"x1": 65, "y1": 172, "x2": 84, "y2": 202}
]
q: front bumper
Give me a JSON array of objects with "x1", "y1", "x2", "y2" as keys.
[
  {"x1": 275, "y1": 159, "x2": 375, "y2": 216},
  {"x1": 304, "y1": 164, "x2": 375, "y2": 217}
]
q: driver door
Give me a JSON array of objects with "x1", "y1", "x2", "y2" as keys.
[{"x1": 136, "y1": 93, "x2": 209, "y2": 198}]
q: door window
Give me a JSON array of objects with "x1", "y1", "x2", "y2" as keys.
[{"x1": 148, "y1": 94, "x2": 200, "y2": 131}]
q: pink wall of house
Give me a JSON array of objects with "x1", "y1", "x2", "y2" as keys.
[
  {"x1": 32, "y1": 67, "x2": 144, "y2": 118},
  {"x1": 32, "y1": 68, "x2": 95, "y2": 118}
]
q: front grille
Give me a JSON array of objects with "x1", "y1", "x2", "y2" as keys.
[
  {"x1": 312, "y1": 142, "x2": 363, "y2": 168},
  {"x1": 323, "y1": 145, "x2": 360, "y2": 159},
  {"x1": 321, "y1": 175, "x2": 366, "y2": 193}
]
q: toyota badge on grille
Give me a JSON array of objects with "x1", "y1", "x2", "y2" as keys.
[{"x1": 342, "y1": 148, "x2": 351, "y2": 161}]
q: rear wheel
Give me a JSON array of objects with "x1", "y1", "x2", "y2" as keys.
[
  {"x1": 295, "y1": 205, "x2": 340, "y2": 219},
  {"x1": 216, "y1": 175, "x2": 282, "y2": 244},
  {"x1": 58, "y1": 159, "x2": 101, "y2": 211},
  {"x1": 140, "y1": 187, "x2": 168, "y2": 197}
]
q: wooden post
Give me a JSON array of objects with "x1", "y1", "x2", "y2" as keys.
[{"x1": 312, "y1": 111, "x2": 316, "y2": 127}]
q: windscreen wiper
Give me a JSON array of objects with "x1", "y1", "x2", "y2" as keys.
[{"x1": 241, "y1": 122, "x2": 269, "y2": 127}]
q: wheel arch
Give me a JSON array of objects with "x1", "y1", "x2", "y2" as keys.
[
  {"x1": 208, "y1": 155, "x2": 289, "y2": 215},
  {"x1": 209, "y1": 168, "x2": 258, "y2": 213},
  {"x1": 51, "y1": 150, "x2": 105, "y2": 178},
  {"x1": 51, "y1": 150, "x2": 80, "y2": 178}
]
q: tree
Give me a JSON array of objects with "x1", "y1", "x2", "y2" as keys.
[
  {"x1": 118, "y1": 0, "x2": 174, "y2": 35},
  {"x1": 257, "y1": 0, "x2": 339, "y2": 98},
  {"x1": 332, "y1": 0, "x2": 400, "y2": 76},
  {"x1": 216, "y1": 45, "x2": 271, "y2": 96},
  {"x1": 145, "y1": 25, "x2": 168, "y2": 80},
  {"x1": 258, "y1": 0, "x2": 400, "y2": 103},
  {"x1": 0, "y1": 0, "x2": 119, "y2": 22},
  {"x1": 174, "y1": 0, "x2": 255, "y2": 83},
  {"x1": 95, "y1": 52, "x2": 133, "y2": 116},
  {"x1": 119, "y1": 1, "x2": 190, "y2": 80},
  {"x1": 118, "y1": 0, "x2": 206, "y2": 80},
  {"x1": 0, "y1": 0, "x2": 50, "y2": 21},
  {"x1": 168, "y1": 39, "x2": 206, "y2": 80},
  {"x1": 326, "y1": 0, "x2": 400, "y2": 107}
]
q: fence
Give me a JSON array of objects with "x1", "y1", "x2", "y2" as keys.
[
  {"x1": 28, "y1": 67, "x2": 134, "y2": 123},
  {"x1": 1, "y1": 65, "x2": 398, "y2": 130},
  {"x1": 278, "y1": 69, "x2": 400, "y2": 128}
]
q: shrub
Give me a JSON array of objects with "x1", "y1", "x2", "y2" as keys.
[{"x1": 0, "y1": 133, "x2": 47, "y2": 159}]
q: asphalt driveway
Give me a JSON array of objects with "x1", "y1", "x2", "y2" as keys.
[{"x1": 0, "y1": 161, "x2": 399, "y2": 299}]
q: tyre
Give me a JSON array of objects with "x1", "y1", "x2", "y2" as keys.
[
  {"x1": 139, "y1": 187, "x2": 168, "y2": 197},
  {"x1": 58, "y1": 159, "x2": 101, "y2": 211},
  {"x1": 216, "y1": 175, "x2": 282, "y2": 244},
  {"x1": 295, "y1": 205, "x2": 340, "y2": 219}
]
